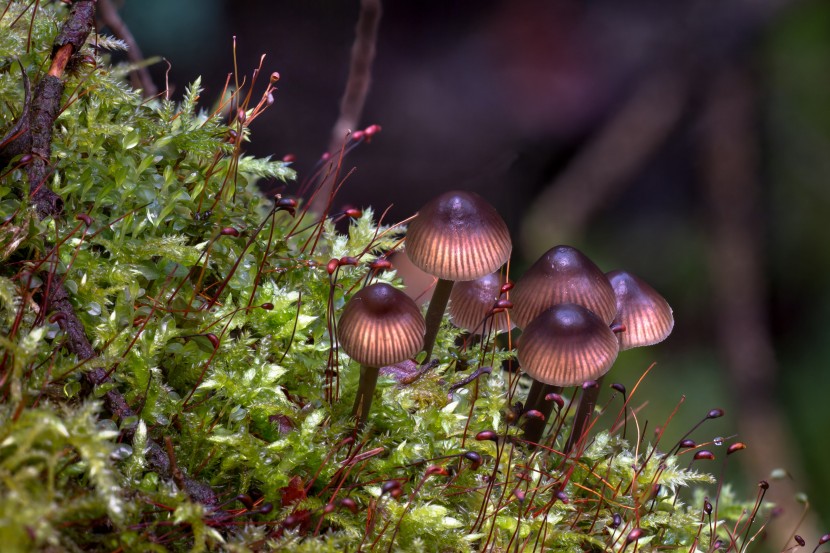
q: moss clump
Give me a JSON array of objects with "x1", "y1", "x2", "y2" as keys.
[{"x1": 1, "y1": 2, "x2": 771, "y2": 551}]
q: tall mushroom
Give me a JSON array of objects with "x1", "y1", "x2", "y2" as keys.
[
  {"x1": 510, "y1": 245, "x2": 617, "y2": 444},
  {"x1": 337, "y1": 283, "x2": 426, "y2": 427},
  {"x1": 517, "y1": 304, "x2": 619, "y2": 445},
  {"x1": 405, "y1": 191, "x2": 511, "y2": 359}
]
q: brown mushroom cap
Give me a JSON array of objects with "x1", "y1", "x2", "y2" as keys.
[
  {"x1": 448, "y1": 272, "x2": 514, "y2": 334},
  {"x1": 405, "y1": 190, "x2": 512, "y2": 281},
  {"x1": 337, "y1": 283, "x2": 426, "y2": 368},
  {"x1": 511, "y1": 245, "x2": 617, "y2": 328},
  {"x1": 517, "y1": 304, "x2": 619, "y2": 386},
  {"x1": 607, "y1": 270, "x2": 674, "y2": 350}
]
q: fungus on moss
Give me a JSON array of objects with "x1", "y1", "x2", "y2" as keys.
[
  {"x1": 405, "y1": 190, "x2": 511, "y2": 359},
  {"x1": 337, "y1": 282, "x2": 425, "y2": 426}
]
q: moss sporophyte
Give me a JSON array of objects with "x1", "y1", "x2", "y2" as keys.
[{"x1": 0, "y1": 1, "x2": 819, "y2": 551}]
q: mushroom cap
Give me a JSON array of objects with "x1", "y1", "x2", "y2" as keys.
[
  {"x1": 517, "y1": 304, "x2": 619, "y2": 386},
  {"x1": 337, "y1": 283, "x2": 426, "y2": 368},
  {"x1": 607, "y1": 270, "x2": 674, "y2": 350},
  {"x1": 448, "y1": 272, "x2": 514, "y2": 334},
  {"x1": 511, "y1": 245, "x2": 617, "y2": 328},
  {"x1": 405, "y1": 190, "x2": 512, "y2": 281}
]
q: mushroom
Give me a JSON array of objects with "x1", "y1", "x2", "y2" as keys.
[
  {"x1": 567, "y1": 270, "x2": 674, "y2": 452},
  {"x1": 517, "y1": 304, "x2": 619, "y2": 447},
  {"x1": 337, "y1": 283, "x2": 426, "y2": 426},
  {"x1": 517, "y1": 304, "x2": 619, "y2": 387},
  {"x1": 606, "y1": 270, "x2": 674, "y2": 350},
  {"x1": 405, "y1": 190, "x2": 511, "y2": 359},
  {"x1": 511, "y1": 245, "x2": 616, "y2": 445},
  {"x1": 448, "y1": 272, "x2": 513, "y2": 335},
  {"x1": 511, "y1": 245, "x2": 617, "y2": 329}
]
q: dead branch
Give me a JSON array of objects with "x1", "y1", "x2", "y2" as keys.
[{"x1": 310, "y1": 0, "x2": 382, "y2": 214}]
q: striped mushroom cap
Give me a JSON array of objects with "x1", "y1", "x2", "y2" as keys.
[
  {"x1": 517, "y1": 304, "x2": 619, "y2": 386},
  {"x1": 511, "y1": 245, "x2": 617, "y2": 329},
  {"x1": 448, "y1": 272, "x2": 514, "y2": 334},
  {"x1": 337, "y1": 283, "x2": 426, "y2": 368},
  {"x1": 607, "y1": 270, "x2": 674, "y2": 350},
  {"x1": 405, "y1": 191, "x2": 512, "y2": 281}
]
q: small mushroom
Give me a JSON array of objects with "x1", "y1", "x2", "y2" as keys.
[
  {"x1": 511, "y1": 245, "x2": 616, "y2": 445},
  {"x1": 405, "y1": 190, "x2": 511, "y2": 358},
  {"x1": 517, "y1": 304, "x2": 619, "y2": 387},
  {"x1": 338, "y1": 283, "x2": 426, "y2": 426},
  {"x1": 518, "y1": 303, "x2": 620, "y2": 447},
  {"x1": 448, "y1": 272, "x2": 513, "y2": 335},
  {"x1": 511, "y1": 245, "x2": 617, "y2": 329},
  {"x1": 567, "y1": 270, "x2": 674, "y2": 452},
  {"x1": 606, "y1": 270, "x2": 674, "y2": 350}
]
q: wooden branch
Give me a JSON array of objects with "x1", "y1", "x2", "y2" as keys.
[
  {"x1": 310, "y1": 0, "x2": 382, "y2": 214},
  {"x1": 24, "y1": 0, "x2": 96, "y2": 219}
]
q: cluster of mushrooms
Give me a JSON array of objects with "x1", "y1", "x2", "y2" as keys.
[{"x1": 336, "y1": 190, "x2": 674, "y2": 448}]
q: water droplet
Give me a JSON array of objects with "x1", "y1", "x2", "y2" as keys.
[
  {"x1": 97, "y1": 419, "x2": 118, "y2": 433},
  {"x1": 110, "y1": 444, "x2": 133, "y2": 460}
]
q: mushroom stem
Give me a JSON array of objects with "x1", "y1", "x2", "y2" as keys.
[
  {"x1": 352, "y1": 364, "x2": 380, "y2": 427},
  {"x1": 565, "y1": 376, "x2": 604, "y2": 454},
  {"x1": 422, "y1": 278, "x2": 454, "y2": 359},
  {"x1": 523, "y1": 380, "x2": 563, "y2": 447}
]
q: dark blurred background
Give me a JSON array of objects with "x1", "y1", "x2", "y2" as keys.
[{"x1": 113, "y1": 0, "x2": 830, "y2": 540}]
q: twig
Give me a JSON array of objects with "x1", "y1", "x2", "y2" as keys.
[
  {"x1": 310, "y1": 0, "x2": 382, "y2": 214},
  {"x1": 0, "y1": 63, "x2": 32, "y2": 167},
  {"x1": 96, "y1": 0, "x2": 158, "y2": 98},
  {"x1": 165, "y1": 436, "x2": 188, "y2": 492},
  {"x1": 23, "y1": 0, "x2": 96, "y2": 218}
]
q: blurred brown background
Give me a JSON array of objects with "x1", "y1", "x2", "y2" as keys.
[{"x1": 114, "y1": 0, "x2": 830, "y2": 540}]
